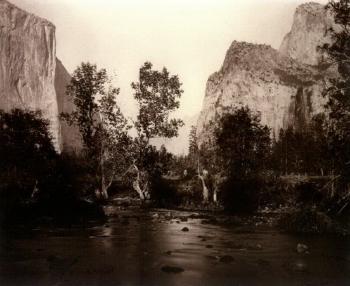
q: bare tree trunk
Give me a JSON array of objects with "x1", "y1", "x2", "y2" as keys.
[
  {"x1": 212, "y1": 173, "x2": 225, "y2": 204},
  {"x1": 213, "y1": 187, "x2": 217, "y2": 203},
  {"x1": 198, "y1": 160, "x2": 209, "y2": 202},
  {"x1": 199, "y1": 175, "x2": 209, "y2": 202},
  {"x1": 31, "y1": 180, "x2": 39, "y2": 199},
  {"x1": 97, "y1": 141, "x2": 114, "y2": 200},
  {"x1": 101, "y1": 171, "x2": 113, "y2": 200},
  {"x1": 132, "y1": 164, "x2": 149, "y2": 200}
]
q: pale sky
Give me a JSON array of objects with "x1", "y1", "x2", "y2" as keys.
[{"x1": 11, "y1": 0, "x2": 327, "y2": 120}]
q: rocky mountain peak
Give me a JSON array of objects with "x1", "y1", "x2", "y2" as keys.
[
  {"x1": 196, "y1": 2, "x2": 333, "y2": 146},
  {"x1": 0, "y1": 0, "x2": 55, "y2": 30},
  {"x1": 222, "y1": 41, "x2": 277, "y2": 72},
  {"x1": 279, "y1": 2, "x2": 334, "y2": 66}
]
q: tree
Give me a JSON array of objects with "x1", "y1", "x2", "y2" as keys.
[
  {"x1": 213, "y1": 106, "x2": 271, "y2": 212},
  {"x1": 215, "y1": 107, "x2": 271, "y2": 179},
  {"x1": 319, "y1": 1, "x2": 350, "y2": 213},
  {"x1": 0, "y1": 109, "x2": 56, "y2": 203},
  {"x1": 188, "y1": 125, "x2": 198, "y2": 160},
  {"x1": 323, "y1": 0, "x2": 350, "y2": 176},
  {"x1": 130, "y1": 62, "x2": 184, "y2": 200},
  {"x1": 62, "y1": 63, "x2": 130, "y2": 199},
  {"x1": 270, "y1": 114, "x2": 333, "y2": 176},
  {"x1": 188, "y1": 125, "x2": 214, "y2": 202}
]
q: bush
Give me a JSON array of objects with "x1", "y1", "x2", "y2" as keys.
[
  {"x1": 220, "y1": 177, "x2": 263, "y2": 213},
  {"x1": 0, "y1": 109, "x2": 57, "y2": 223},
  {"x1": 150, "y1": 172, "x2": 182, "y2": 207},
  {"x1": 177, "y1": 177, "x2": 204, "y2": 205},
  {"x1": 278, "y1": 209, "x2": 337, "y2": 234}
]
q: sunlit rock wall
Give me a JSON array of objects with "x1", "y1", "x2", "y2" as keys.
[
  {"x1": 55, "y1": 58, "x2": 82, "y2": 152},
  {"x1": 197, "y1": 2, "x2": 335, "y2": 146},
  {"x1": 279, "y1": 2, "x2": 335, "y2": 66},
  {"x1": 0, "y1": 0, "x2": 81, "y2": 152}
]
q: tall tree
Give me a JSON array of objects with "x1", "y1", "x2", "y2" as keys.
[
  {"x1": 213, "y1": 106, "x2": 271, "y2": 211},
  {"x1": 130, "y1": 62, "x2": 184, "y2": 199},
  {"x1": 62, "y1": 63, "x2": 130, "y2": 199},
  {"x1": 0, "y1": 109, "x2": 56, "y2": 201},
  {"x1": 214, "y1": 107, "x2": 271, "y2": 179},
  {"x1": 188, "y1": 125, "x2": 198, "y2": 159},
  {"x1": 323, "y1": 0, "x2": 350, "y2": 181}
]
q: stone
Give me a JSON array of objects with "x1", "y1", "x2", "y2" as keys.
[
  {"x1": 219, "y1": 255, "x2": 235, "y2": 263},
  {"x1": 181, "y1": 227, "x2": 189, "y2": 232},
  {"x1": 161, "y1": 265, "x2": 184, "y2": 274},
  {"x1": 296, "y1": 243, "x2": 309, "y2": 254}
]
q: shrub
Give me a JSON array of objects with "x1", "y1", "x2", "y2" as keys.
[
  {"x1": 220, "y1": 177, "x2": 263, "y2": 213},
  {"x1": 278, "y1": 209, "x2": 337, "y2": 234}
]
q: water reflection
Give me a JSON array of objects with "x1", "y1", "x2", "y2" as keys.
[{"x1": 1, "y1": 209, "x2": 350, "y2": 286}]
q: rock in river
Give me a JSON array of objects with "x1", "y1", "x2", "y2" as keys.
[{"x1": 161, "y1": 266, "x2": 184, "y2": 274}]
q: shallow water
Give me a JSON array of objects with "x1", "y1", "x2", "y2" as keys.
[{"x1": 0, "y1": 208, "x2": 350, "y2": 286}]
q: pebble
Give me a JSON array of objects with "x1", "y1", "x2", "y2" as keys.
[
  {"x1": 219, "y1": 255, "x2": 234, "y2": 263},
  {"x1": 181, "y1": 227, "x2": 189, "y2": 232},
  {"x1": 296, "y1": 243, "x2": 309, "y2": 254}
]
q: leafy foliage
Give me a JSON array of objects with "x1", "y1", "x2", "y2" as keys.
[
  {"x1": 195, "y1": 107, "x2": 271, "y2": 212},
  {"x1": 62, "y1": 63, "x2": 108, "y2": 151},
  {"x1": 132, "y1": 62, "x2": 184, "y2": 141},
  {"x1": 188, "y1": 125, "x2": 198, "y2": 158},
  {"x1": 0, "y1": 109, "x2": 57, "y2": 217},
  {"x1": 271, "y1": 114, "x2": 331, "y2": 175},
  {"x1": 214, "y1": 106, "x2": 271, "y2": 179},
  {"x1": 323, "y1": 0, "x2": 350, "y2": 180},
  {"x1": 0, "y1": 109, "x2": 56, "y2": 186},
  {"x1": 62, "y1": 62, "x2": 130, "y2": 197},
  {"x1": 130, "y1": 62, "x2": 184, "y2": 198}
]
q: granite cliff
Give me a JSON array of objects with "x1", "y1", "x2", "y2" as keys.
[
  {"x1": 0, "y1": 0, "x2": 80, "y2": 152},
  {"x1": 279, "y1": 2, "x2": 336, "y2": 65},
  {"x1": 197, "y1": 2, "x2": 335, "y2": 145}
]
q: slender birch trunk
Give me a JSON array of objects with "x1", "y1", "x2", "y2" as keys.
[
  {"x1": 213, "y1": 187, "x2": 217, "y2": 203},
  {"x1": 198, "y1": 160, "x2": 209, "y2": 202},
  {"x1": 97, "y1": 139, "x2": 114, "y2": 200},
  {"x1": 132, "y1": 164, "x2": 149, "y2": 200}
]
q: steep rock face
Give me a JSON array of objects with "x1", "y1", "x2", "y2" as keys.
[
  {"x1": 0, "y1": 0, "x2": 80, "y2": 152},
  {"x1": 55, "y1": 58, "x2": 82, "y2": 152},
  {"x1": 0, "y1": 0, "x2": 59, "y2": 148},
  {"x1": 197, "y1": 3, "x2": 334, "y2": 145},
  {"x1": 280, "y1": 2, "x2": 334, "y2": 66},
  {"x1": 197, "y1": 42, "x2": 327, "y2": 143}
]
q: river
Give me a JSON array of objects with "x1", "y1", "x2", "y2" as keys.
[{"x1": 1, "y1": 207, "x2": 350, "y2": 286}]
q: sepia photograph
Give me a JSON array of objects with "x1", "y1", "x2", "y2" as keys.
[{"x1": 0, "y1": 0, "x2": 350, "y2": 285}]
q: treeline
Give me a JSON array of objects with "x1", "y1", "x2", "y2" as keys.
[{"x1": 271, "y1": 114, "x2": 331, "y2": 176}]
